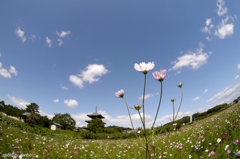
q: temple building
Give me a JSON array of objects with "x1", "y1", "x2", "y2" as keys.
[{"x1": 85, "y1": 107, "x2": 105, "y2": 124}]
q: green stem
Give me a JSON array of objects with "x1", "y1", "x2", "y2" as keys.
[
  {"x1": 123, "y1": 98, "x2": 135, "y2": 131},
  {"x1": 173, "y1": 102, "x2": 175, "y2": 123},
  {"x1": 174, "y1": 88, "x2": 183, "y2": 120},
  {"x1": 151, "y1": 81, "x2": 163, "y2": 129},
  {"x1": 138, "y1": 110, "x2": 144, "y2": 129},
  {"x1": 142, "y1": 73, "x2": 148, "y2": 159}
]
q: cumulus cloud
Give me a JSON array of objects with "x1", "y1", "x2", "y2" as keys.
[
  {"x1": 7, "y1": 95, "x2": 30, "y2": 109},
  {"x1": 139, "y1": 92, "x2": 158, "y2": 100},
  {"x1": 192, "y1": 96, "x2": 200, "y2": 101},
  {"x1": 171, "y1": 44, "x2": 210, "y2": 71},
  {"x1": 64, "y1": 99, "x2": 78, "y2": 108},
  {"x1": 56, "y1": 30, "x2": 70, "y2": 38},
  {"x1": 0, "y1": 62, "x2": 18, "y2": 78},
  {"x1": 69, "y1": 64, "x2": 109, "y2": 88},
  {"x1": 9, "y1": 66, "x2": 18, "y2": 76},
  {"x1": 207, "y1": 83, "x2": 240, "y2": 104},
  {"x1": 201, "y1": 18, "x2": 214, "y2": 34},
  {"x1": 46, "y1": 37, "x2": 52, "y2": 47},
  {"x1": 57, "y1": 39, "x2": 63, "y2": 46},
  {"x1": 53, "y1": 99, "x2": 59, "y2": 103},
  {"x1": 69, "y1": 75, "x2": 84, "y2": 88},
  {"x1": 15, "y1": 27, "x2": 26, "y2": 43},
  {"x1": 216, "y1": 0, "x2": 228, "y2": 16},
  {"x1": 238, "y1": 64, "x2": 240, "y2": 70},
  {"x1": 204, "y1": 89, "x2": 208, "y2": 93},
  {"x1": 235, "y1": 75, "x2": 239, "y2": 80},
  {"x1": 215, "y1": 17, "x2": 234, "y2": 39},
  {"x1": 60, "y1": 84, "x2": 68, "y2": 90}
]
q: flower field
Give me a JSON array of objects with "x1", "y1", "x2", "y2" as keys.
[{"x1": 1, "y1": 103, "x2": 240, "y2": 158}]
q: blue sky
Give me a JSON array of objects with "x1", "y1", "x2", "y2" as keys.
[{"x1": 0, "y1": 0, "x2": 240, "y2": 128}]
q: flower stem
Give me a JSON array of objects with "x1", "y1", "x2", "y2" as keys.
[
  {"x1": 151, "y1": 81, "x2": 163, "y2": 129},
  {"x1": 142, "y1": 73, "x2": 148, "y2": 159},
  {"x1": 172, "y1": 101, "x2": 175, "y2": 122},
  {"x1": 174, "y1": 88, "x2": 183, "y2": 120},
  {"x1": 123, "y1": 98, "x2": 135, "y2": 131}
]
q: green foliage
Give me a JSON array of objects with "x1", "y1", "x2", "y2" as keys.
[
  {"x1": 155, "y1": 116, "x2": 190, "y2": 134},
  {"x1": 192, "y1": 103, "x2": 229, "y2": 121},
  {"x1": 87, "y1": 118, "x2": 105, "y2": 133},
  {"x1": 25, "y1": 103, "x2": 40, "y2": 114},
  {"x1": 52, "y1": 113, "x2": 76, "y2": 130}
]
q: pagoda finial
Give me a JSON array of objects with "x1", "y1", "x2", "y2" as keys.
[{"x1": 96, "y1": 105, "x2": 97, "y2": 113}]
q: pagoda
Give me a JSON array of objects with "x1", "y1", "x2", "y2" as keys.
[{"x1": 85, "y1": 106, "x2": 105, "y2": 124}]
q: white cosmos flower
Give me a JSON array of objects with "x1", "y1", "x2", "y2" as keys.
[{"x1": 134, "y1": 62, "x2": 155, "y2": 74}]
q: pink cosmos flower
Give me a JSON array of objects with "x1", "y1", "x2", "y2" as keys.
[
  {"x1": 226, "y1": 150, "x2": 231, "y2": 154},
  {"x1": 134, "y1": 62, "x2": 155, "y2": 74},
  {"x1": 115, "y1": 89, "x2": 124, "y2": 98},
  {"x1": 152, "y1": 70, "x2": 167, "y2": 82},
  {"x1": 208, "y1": 151, "x2": 215, "y2": 157}
]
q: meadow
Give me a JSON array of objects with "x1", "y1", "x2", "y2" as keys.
[{"x1": 0, "y1": 103, "x2": 240, "y2": 159}]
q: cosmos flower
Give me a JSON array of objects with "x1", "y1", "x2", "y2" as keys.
[
  {"x1": 115, "y1": 89, "x2": 124, "y2": 98},
  {"x1": 134, "y1": 62, "x2": 155, "y2": 74},
  {"x1": 152, "y1": 70, "x2": 167, "y2": 82}
]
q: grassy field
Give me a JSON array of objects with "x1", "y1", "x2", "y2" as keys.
[{"x1": 0, "y1": 103, "x2": 240, "y2": 159}]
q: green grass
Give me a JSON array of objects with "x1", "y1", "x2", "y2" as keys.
[{"x1": 1, "y1": 103, "x2": 240, "y2": 158}]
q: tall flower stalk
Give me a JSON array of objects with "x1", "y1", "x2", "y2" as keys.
[
  {"x1": 151, "y1": 70, "x2": 166, "y2": 129},
  {"x1": 115, "y1": 89, "x2": 135, "y2": 132},
  {"x1": 116, "y1": 61, "x2": 183, "y2": 159}
]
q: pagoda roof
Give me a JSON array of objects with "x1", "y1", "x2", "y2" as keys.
[{"x1": 87, "y1": 112, "x2": 104, "y2": 118}]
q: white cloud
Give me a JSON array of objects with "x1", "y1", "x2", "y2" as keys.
[
  {"x1": 207, "y1": 83, "x2": 240, "y2": 104},
  {"x1": 139, "y1": 92, "x2": 158, "y2": 100},
  {"x1": 7, "y1": 95, "x2": 30, "y2": 109},
  {"x1": 204, "y1": 89, "x2": 208, "y2": 93},
  {"x1": 192, "y1": 96, "x2": 200, "y2": 101},
  {"x1": 9, "y1": 66, "x2": 18, "y2": 76},
  {"x1": 201, "y1": 18, "x2": 214, "y2": 34},
  {"x1": 215, "y1": 17, "x2": 234, "y2": 39},
  {"x1": 171, "y1": 44, "x2": 209, "y2": 71},
  {"x1": 60, "y1": 84, "x2": 68, "y2": 90},
  {"x1": 15, "y1": 27, "x2": 26, "y2": 43},
  {"x1": 29, "y1": 35, "x2": 37, "y2": 41},
  {"x1": 235, "y1": 75, "x2": 239, "y2": 80},
  {"x1": 206, "y1": 37, "x2": 212, "y2": 41},
  {"x1": 238, "y1": 64, "x2": 240, "y2": 70},
  {"x1": 46, "y1": 37, "x2": 52, "y2": 47},
  {"x1": 56, "y1": 30, "x2": 71, "y2": 38},
  {"x1": 216, "y1": 0, "x2": 228, "y2": 16},
  {"x1": 69, "y1": 75, "x2": 84, "y2": 88},
  {"x1": 53, "y1": 99, "x2": 59, "y2": 103},
  {"x1": 0, "y1": 62, "x2": 18, "y2": 78},
  {"x1": 64, "y1": 99, "x2": 78, "y2": 108},
  {"x1": 39, "y1": 109, "x2": 54, "y2": 119},
  {"x1": 69, "y1": 64, "x2": 109, "y2": 88},
  {"x1": 57, "y1": 39, "x2": 63, "y2": 46}
]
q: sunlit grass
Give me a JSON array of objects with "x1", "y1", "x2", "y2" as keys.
[{"x1": 1, "y1": 103, "x2": 240, "y2": 158}]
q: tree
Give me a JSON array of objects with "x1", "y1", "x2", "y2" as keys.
[
  {"x1": 52, "y1": 113, "x2": 76, "y2": 130},
  {"x1": 26, "y1": 114, "x2": 40, "y2": 125},
  {"x1": 87, "y1": 118, "x2": 105, "y2": 133},
  {"x1": 26, "y1": 103, "x2": 40, "y2": 114}
]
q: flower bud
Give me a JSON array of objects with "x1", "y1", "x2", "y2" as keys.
[
  {"x1": 178, "y1": 82, "x2": 182, "y2": 88},
  {"x1": 134, "y1": 104, "x2": 141, "y2": 110}
]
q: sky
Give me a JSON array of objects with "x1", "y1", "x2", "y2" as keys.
[{"x1": 0, "y1": 0, "x2": 240, "y2": 128}]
